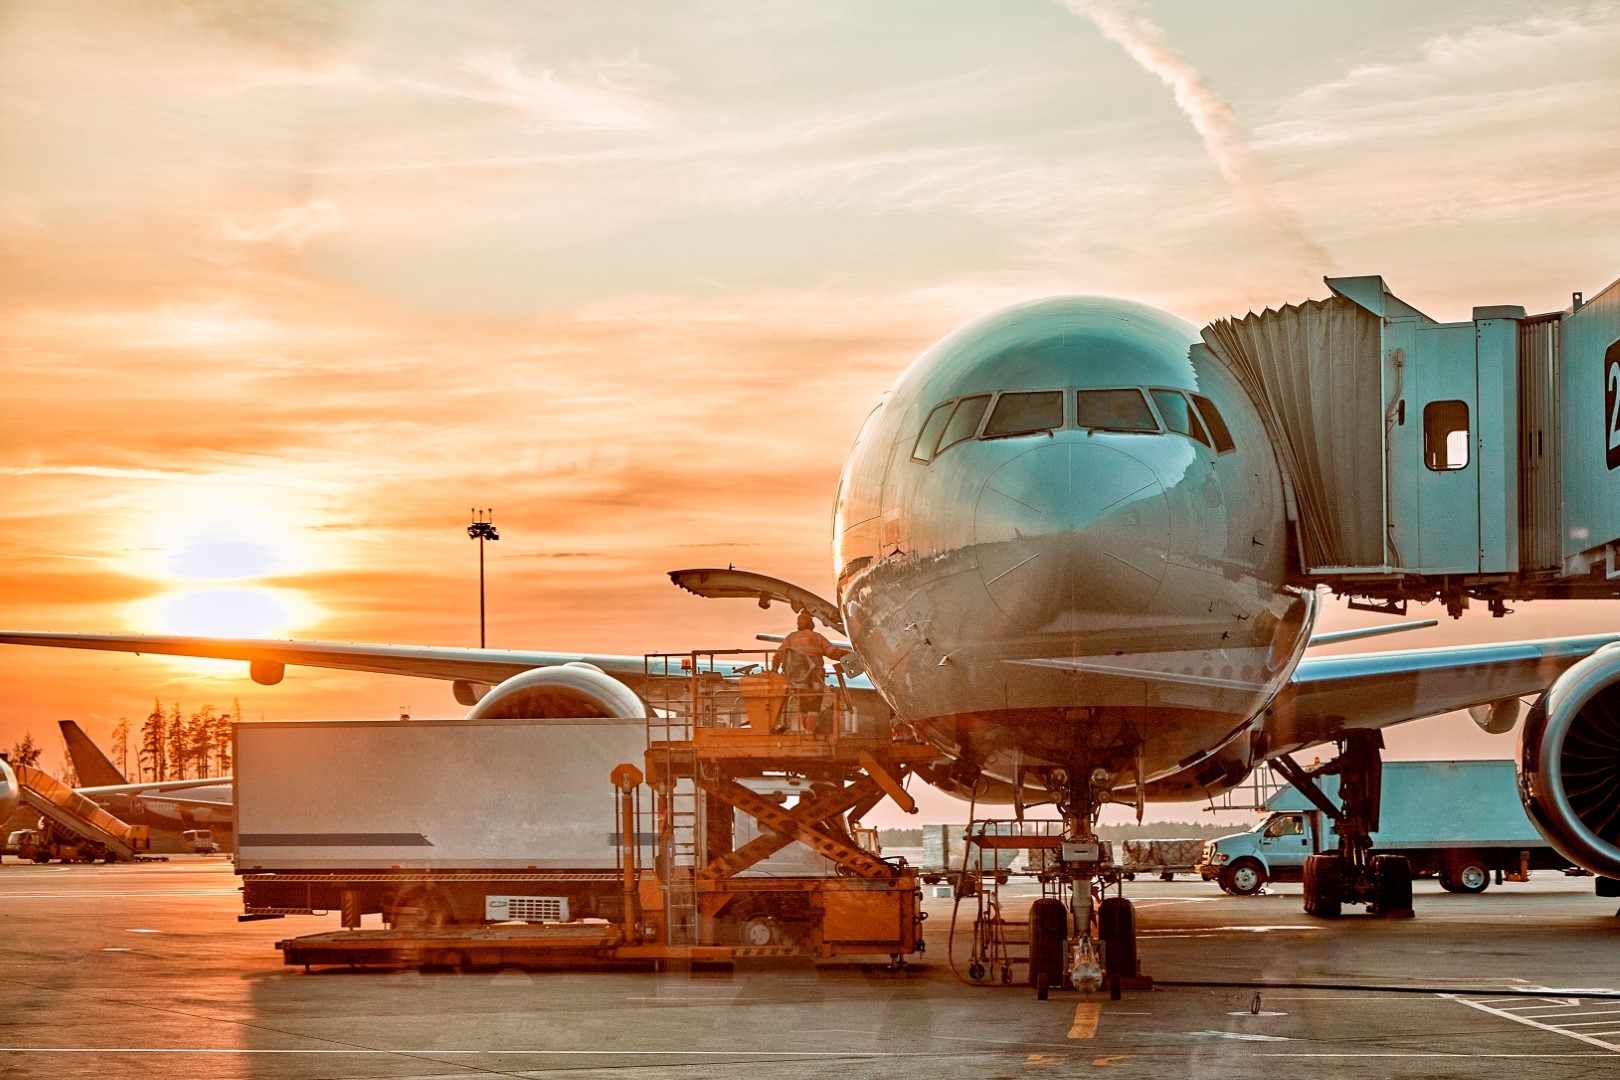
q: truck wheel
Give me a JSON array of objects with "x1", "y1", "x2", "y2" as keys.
[
  {"x1": 1303, "y1": 853, "x2": 1342, "y2": 918},
  {"x1": 1222, "y1": 859, "x2": 1266, "y2": 897},
  {"x1": 1372, "y1": 854, "x2": 1414, "y2": 917},
  {"x1": 1444, "y1": 860, "x2": 1490, "y2": 895}
]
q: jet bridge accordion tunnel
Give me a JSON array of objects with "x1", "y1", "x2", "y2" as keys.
[{"x1": 1200, "y1": 273, "x2": 1620, "y2": 616}]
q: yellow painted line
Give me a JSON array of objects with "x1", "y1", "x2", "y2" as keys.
[
  {"x1": 1068, "y1": 1002, "x2": 1101, "y2": 1039},
  {"x1": 1092, "y1": 1054, "x2": 1133, "y2": 1066}
]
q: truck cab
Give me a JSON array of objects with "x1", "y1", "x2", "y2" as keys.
[{"x1": 1199, "y1": 811, "x2": 1324, "y2": 895}]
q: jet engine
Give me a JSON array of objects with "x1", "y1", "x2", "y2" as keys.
[
  {"x1": 1519, "y1": 646, "x2": 1620, "y2": 879},
  {"x1": 463, "y1": 663, "x2": 646, "y2": 720}
]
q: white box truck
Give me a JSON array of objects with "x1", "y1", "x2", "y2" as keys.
[
  {"x1": 1196, "y1": 761, "x2": 1574, "y2": 896},
  {"x1": 235, "y1": 716, "x2": 650, "y2": 926}
]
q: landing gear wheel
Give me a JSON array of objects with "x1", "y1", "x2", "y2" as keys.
[
  {"x1": 1221, "y1": 859, "x2": 1266, "y2": 897},
  {"x1": 1442, "y1": 860, "x2": 1490, "y2": 895},
  {"x1": 1303, "y1": 853, "x2": 1343, "y2": 918},
  {"x1": 1026, "y1": 897, "x2": 1068, "y2": 990},
  {"x1": 1036, "y1": 972, "x2": 1050, "y2": 1000},
  {"x1": 1372, "y1": 854, "x2": 1414, "y2": 917}
]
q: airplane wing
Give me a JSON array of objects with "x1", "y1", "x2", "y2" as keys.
[
  {"x1": 0, "y1": 631, "x2": 647, "y2": 685},
  {"x1": 0, "y1": 630, "x2": 892, "y2": 715},
  {"x1": 1265, "y1": 632, "x2": 1620, "y2": 753},
  {"x1": 76, "y1": 777, "x2": 232, "y2": 798}
]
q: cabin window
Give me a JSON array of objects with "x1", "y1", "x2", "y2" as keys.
[
  {"x1": 1075, "y1": 389, "x2": 1158, "y2": 432},
  {"x1": 1424, "y1": 400, "x2": 1470, "y2": 470},
  {"x1": 911, "y1": 401, "x2": 955, "y2": 463},
  {"x1": 1190, "y1": 394, "x2": 1236, "y2": 453},
  {"x1": 982, "y1": 390, "x2": 1063, "y2": 439},
  {"x1": 935, "y1": 394, "x2": 992, "y2": 456},
  {"x1": 1150, "y1": 389, "x2": 1211, "y2": 447}
]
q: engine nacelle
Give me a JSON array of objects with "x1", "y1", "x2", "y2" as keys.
[
  {"x1": 1519, "y1": 645, "x2": 1620, "y2": 880},
  {"x1": 464, "y1": 663, "x2": 646, "y2": 720}
]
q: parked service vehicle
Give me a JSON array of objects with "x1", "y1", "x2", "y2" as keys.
[
  {"x1": 8, "y1": 821, "x2": 148, "y2": 863},
  {"x1": 1197, "y1": 760, "x2": 1573, "y2": 896},
  {"x1": 183, "y1": 829, "x2": 219, "y2": 855}
]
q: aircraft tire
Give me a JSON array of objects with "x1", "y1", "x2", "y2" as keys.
[
  {"x1": 1027, "y1": 898, "x2": 1068, "y2": 990},
  {"x1": 1373, "y1": 854, "x2": 1415, "y2": 917},
  {"x1": 1303, "y1": 854, "x2": 1342, "y2": 918}
]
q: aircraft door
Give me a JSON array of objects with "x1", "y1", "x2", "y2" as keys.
[{"x1": 1386, "y1": 323, "x2": 1480, "y2": 573}]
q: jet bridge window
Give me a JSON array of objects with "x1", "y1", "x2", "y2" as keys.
[
  {"x1": 982, "y1": 390, "x2": 1063, "y2": 439},
  {"x1": 1075, "y1": 388, "x2": 1158, "y2": 433},
  {"x1": 1150, "y1": 389, "x2": 1211, "y2": 448},
  {"x1": 911, "y1": 401, "x2": 955, "y2": 463},
  {"x1": 934, "y1": 394, "x2": 992, "y2": 457},
  {"x1": 1423, "y1": 400, "x2": 1470, "y2": 471},
  {"x1": 1190, "y1": 394, "x2": 1236, "y2": 454}
]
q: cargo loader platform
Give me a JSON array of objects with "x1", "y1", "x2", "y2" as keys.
[{"x1": 263, "y1": 647, "x2": 935, "y2": 972}]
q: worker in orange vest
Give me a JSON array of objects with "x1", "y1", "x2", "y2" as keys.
[{"x1": 771, "y1": 611, "x2": 848, "y2": 733}]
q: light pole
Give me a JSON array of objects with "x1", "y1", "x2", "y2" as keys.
[{"x1": 468, "y1": 509, "x2": 499, "y2": 648}]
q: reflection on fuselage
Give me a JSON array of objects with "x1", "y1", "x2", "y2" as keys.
[{"x1": 835, "y1": 297, "x2": 1312, "y2": 802}]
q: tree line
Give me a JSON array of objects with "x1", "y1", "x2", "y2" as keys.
[{"x1": 134, "y1": 699, "x2": 241, "y2": 781}]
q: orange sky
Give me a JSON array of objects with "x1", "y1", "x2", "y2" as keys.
[{"x1": 3, "y1": 2, "x2": 1619, "y2": 823}]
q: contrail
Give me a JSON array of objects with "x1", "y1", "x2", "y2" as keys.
[{"x1": 1061, "y1": 0, "x2": 1331, "y2": 268}]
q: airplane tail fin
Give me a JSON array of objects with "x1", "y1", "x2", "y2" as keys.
[{"x1": 58, "y1": 720, "x2": 128, "y2": 787}]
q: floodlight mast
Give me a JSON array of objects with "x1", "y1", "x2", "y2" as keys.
[{"x1": 467, "y1": 509, "x2": 499, "y2": 648}]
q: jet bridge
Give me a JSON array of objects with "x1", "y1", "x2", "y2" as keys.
[{"x1": 1201, "y1": 273, "x2": 1620, "y2": 615}]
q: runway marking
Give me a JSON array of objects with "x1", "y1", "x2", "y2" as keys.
[
  {"x1": 124, "y1": 929, "x2": 161, "y2": 934},
  {"x1": 1091, "y1": 1054, "x2": 1132, "y2": 1066},
  {"x1": 1442, "y1": 994, "x2": 1620, "y2": 1053},
  {"x1": 0, "y1": 891, "x2": 237, "y2": 899},
  {"x1": 0, "y1": 1048, "x2": 958, "y2": 1058},
  {"x1": 1067, "y1": 1002, "x2": 1100, "y2": 1039},
  {"x1": 1259, "y1": 1053, "x2": 1619, "y2": 1059},
  {"x1": 100, "y1": 948, "x2": 131, "y2": 953},
  {"x1": 1186, "y1": 1030, "x2": 1290, "y2": 1041}
]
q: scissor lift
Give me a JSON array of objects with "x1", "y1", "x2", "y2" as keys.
[{"x1": 633, "y1": 649, "x2": 935, "y2": 962}]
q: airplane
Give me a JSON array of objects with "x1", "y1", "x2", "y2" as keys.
[
  {"x1": 5, "y1": 288, "x2": 1620, "y2": 927},
  {"x1": 56, "y1": 720, "x2": 233, "y2": 838}
]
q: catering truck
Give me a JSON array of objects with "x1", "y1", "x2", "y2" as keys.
[{"x1": 1196, "y1": 760, "x2": 1574, "y2": 896}]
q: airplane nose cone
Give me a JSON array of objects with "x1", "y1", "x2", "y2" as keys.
[{"x1": 975, "y1": 441, "x2": 1169, "y2": 631}]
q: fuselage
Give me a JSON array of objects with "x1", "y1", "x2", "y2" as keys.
[{"x1": 835, "y1": 297, "x2": 1314, "y2": 803}]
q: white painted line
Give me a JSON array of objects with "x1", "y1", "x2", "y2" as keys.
[
  {"x1": 1441, "y1": 995, "x2": 1620, "y2": 1053},
  {"x1": 124, "y1": 929, "x2": 161, "y2": 934},
  {"x1": 0, "y1": 1048, "x2": 955, "y2": 1057},
  {"x1": 1259, "y1": 1053, "x2": 1616, "y2": 1059},
  {"x1": 100, "y1": 948, "x2": 132, "y2": 953}
]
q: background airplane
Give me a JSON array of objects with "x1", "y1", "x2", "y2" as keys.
[{"x1": 56, "y1": 720, "x2": 233, "y2": 840}]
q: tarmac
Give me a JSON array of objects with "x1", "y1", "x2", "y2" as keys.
[{"x1": 2, "y1": 856, "x2": 1618, "y2": 1079}]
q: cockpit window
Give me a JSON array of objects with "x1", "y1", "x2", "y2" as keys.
[
  {"x1": 936, "y1": 394, "x2": 991, "y2": 456},
  {"x1": 982, "y1": 391, "x2": 1063, "y2": 439},
  {"x1": 1076, "y1": 389, "x2": 1158, "y2": 433},
  {"x1": 1151, "y1": 389, "x2": 1210, "y2": 448},
  {"x1": 1190, "y1": 394, "x2": 1236, "y2": 453},
  {"x1": 911, "y1": 401, "x2": 955, "y2": 463}
]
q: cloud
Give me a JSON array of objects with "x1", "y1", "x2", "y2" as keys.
[
  {"x1": 1059, "y1": 0, "x2": 1332, "y2": 270},
  {"x1": 222, "y1": 201, "x2": 345, "y2": 247}
]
